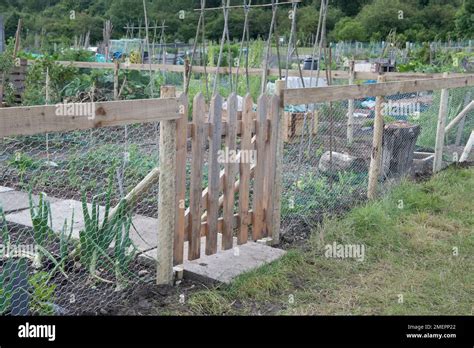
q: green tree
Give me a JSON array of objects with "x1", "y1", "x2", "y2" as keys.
[
  {"x1": 356, "y1": 0, "x2": 416, "y2": 41},
  {"x1": 333, "y1": 17, "x2": 368, "y2": 42},
  {"x1": 455, "y1": 0, "x2": 474, "y2": 39}
]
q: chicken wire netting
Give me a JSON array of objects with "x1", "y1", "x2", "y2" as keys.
[
  {"x1": 278, "y1": 84, "x2": 474, "y2": 245},
  {"x1": 0, "y1": 76, "x2": 472, "y2": 316},
  {"x1": 0, "y1": 122, "x2": 163, "y2": 315}
]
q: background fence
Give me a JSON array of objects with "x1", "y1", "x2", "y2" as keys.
[{"x1": 278, "y1": 75, "x2": 474, "y2": 245}]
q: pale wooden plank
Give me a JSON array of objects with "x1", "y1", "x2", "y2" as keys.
[
  {"x1": 460, "y1": 130, "x2": 474, "y2": 162},
  {"x1": 455, "y1": 92, "x2": 472, "y2": 146},
  {"x1": 188, "y1": 93, "x2": 206, "y2": 261},
  {"x1": 222, "y1": 93, "x2": 238, "y2": 250},
  {"x1": 433, "y1": 73, "x2": 450, "y2": 173},
  {"x1": 252, "y1": 95, "x2": 268, "y2": 241},
  {"x1": 200, "y1": 212, "x2": 253, "y2": 238},
  {"x1": 36, "y1": 60, "x2": 471, "y2": 81},
  {"x1": 205, "y1": 94, "x2": 223, "y2": 255},
  {"x1": 238, "y1": 94, "x2": 254, "y2": 245},
  {"x1": 284, "y1": 75, "x2": 474, "y2": 105},
  {"x1": 54, "y1": 60, "x2": 184, "y2": 73},
  {"x1": 272, "y1": 80, "x2": 286, "y2": 245},
  {"x1": 445, "y1": 100, "x2": 473, "y2": 133},
  {"x1": 156, "y1": 118, "x2": 177, "y2": 285},
  {"x1": 109, "y1": 167, "x2": 160, "y2": 221},
  {"x1": 186, "y1": 120, "x2": 256, "y2": 138},
  {"x1": 367, "y1": 75, "x2": 386, "y2": 200},
  {"x1": 171, "y1": 89, "x2": 188, "y2": 265},
  {"x1": 347, "y1": 60, "x2": 355, "y2": 144},
  {"x1": 0, "y1": 98, "x2": 181, "y2": 138}
]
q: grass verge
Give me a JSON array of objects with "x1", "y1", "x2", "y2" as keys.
[{"x1": 174, "y1": 166, "x2": 474, "y2": 315}]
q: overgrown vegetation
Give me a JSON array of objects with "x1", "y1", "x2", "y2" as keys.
[{"x1": 411, "y1": 87, "x2": 474, "y2": 149}]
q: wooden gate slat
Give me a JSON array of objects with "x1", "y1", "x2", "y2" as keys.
[
  {"x1": 206, "y1": 94, "x2": 223, "y2": 255},
  {"x1": 222, "y1": 93, "x2": 238, "y2": 250},
  {"x1": 188, "y1": 93, "x2": 206, "y2": 261},
  {"x1": 174, "y1": 92, "x2": 188, "y2": 265}
]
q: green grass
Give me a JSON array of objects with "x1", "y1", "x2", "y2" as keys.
[{"x1": 177, "y1": 166, "x2": 474, "y2": 315}]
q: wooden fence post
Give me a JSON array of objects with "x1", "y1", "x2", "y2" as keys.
[
  {"x1": 272, "y1": 79, "x2": 285, "y2": 245},
  {"x1": 367, "y1": 75, "x2": 386, "y2": 200},
  {"x1": 113, "y1": 60, "x2": 120, "y2": 100},
  {"x1": 433, "y1": 72, "x2": 450, "y2": 173},
  {"x1": 253, "y1": 94, "x2": 268, "y2": 240},
  {"x1": 347, "y1": 60, "x2": 355, "y2": 144},
  {"x1": 13, "y1": 19, "x2": 22, "y2": 59},
  {"x1": 159, "y1": 86, "x2": 188, "y2": 266},
  {"x1": 184, "y1": 57, "x2": 190, "y2": 94},
  {"x1": 157, "y1": 87, "x2": 178, "y2": 285}
]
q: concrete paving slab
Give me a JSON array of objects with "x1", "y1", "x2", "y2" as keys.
[
  {"x1": 129, "y1": 215, "x2": 158, "y2": 251},
  {"x1": 0, "y1": 186, "x2": 14, "y2": 193},
  {"x1": 142, "y1": 235, "x2": 286, "y2": 284},
  {"x1": 0, "y1": 190, "x2": 59, "y2": 213},
  {"x1": 183, "y1": 241, "x2": 286, "y2": 284},
  {"x1": 6, "y1": 199, "x2": 104, "y2": 239}
]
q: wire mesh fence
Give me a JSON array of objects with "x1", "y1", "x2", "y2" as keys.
[
  {"x1": 0, "y1": 121, "x2": 164, "y2": 315},
  {"x1": 278, "y1": 83, "x2": 474, "y2": 246},
  {"x1": 0, "y1": 71, "x2": 472, "y2": 316}
]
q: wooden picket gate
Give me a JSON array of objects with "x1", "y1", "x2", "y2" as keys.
[{"x1": 169, "y1": 90, "x2": 283, "y2": 267}]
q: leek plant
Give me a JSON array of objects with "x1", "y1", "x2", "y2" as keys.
[
  {"x1": 0, "y1": 258, "x2": 29, "y2": 315},
  {"x1": 59, "y1": 211, "x2": 74, "y2": 269},
  {"x1": 79, "y1": 178, "x2": 136, "y2": 287},
  {"x1": 1, "y1": 207, "x2": 9, "y2": 248},
  {"x1": 28, "y1": 192, "x2": 53, "y2": 268}
]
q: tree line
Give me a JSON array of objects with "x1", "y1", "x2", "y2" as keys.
[{"x1": 0, "y1": 0, "x2": 472, "y2": 51}]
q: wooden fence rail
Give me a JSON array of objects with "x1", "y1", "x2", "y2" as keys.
[
  {"x1": 284, "y1": 75, "x2": 474, "y2": 105},
  {"x1": 28, "y1": 60, "x2": 471, "y2": 82},
  {"x1": 0, "y1": 97, "x2": 183, "y2": 138}
]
